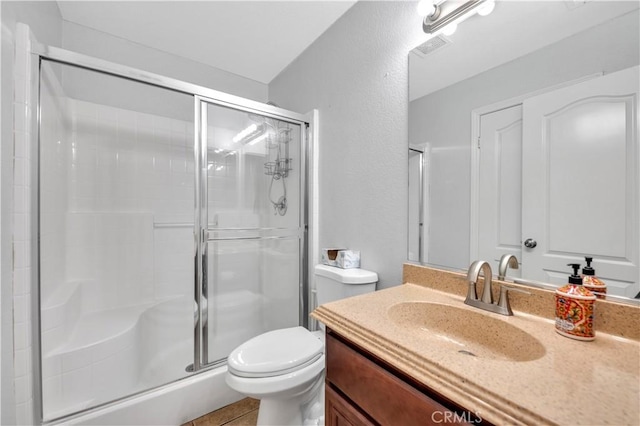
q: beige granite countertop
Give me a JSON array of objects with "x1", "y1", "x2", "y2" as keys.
[{"x1": 312, "y1": 281, "x2": 640, "y2": 425}]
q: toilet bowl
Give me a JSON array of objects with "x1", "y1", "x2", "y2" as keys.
[
  {"x1": 225, "y1": 265, "x2": 378, "y2": 426},
  {"x1": 226, "y1": 327, "x2": 325, "y2": 425}
]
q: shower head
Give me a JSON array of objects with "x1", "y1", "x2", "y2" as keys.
[
  {"x1": 248, "y1": 101, "x2": 279, "y2": 123},
  {"x1": 248, "y1": 113, "x2": 264, "y2": 123}
]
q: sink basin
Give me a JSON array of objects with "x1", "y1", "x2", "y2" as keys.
[{"x1": 387, "y1": 302, "x2": 546, "y2": 362}]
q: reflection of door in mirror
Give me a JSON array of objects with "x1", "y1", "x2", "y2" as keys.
[
  {"x1": 408, "y1": 148, "x2": 425, "y2": 262},
  {"x1": 472, "y1": 66, "x2": 639, "y2": 299},
  {"x1": 522, "y1": 66, "x2": 639, "y2": 298},
  {"x1": 475, "y1": 105, "x2": 523, "y2": 279}
]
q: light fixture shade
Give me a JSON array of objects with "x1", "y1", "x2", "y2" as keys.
[
  {"x1": 422, "y1": 0, "x2": 489, "y2": 35},
  {"x1": 442, "y1": 22, "x2": 457, "y2": 36},
  {"x1": 477, "y1": 0, "x2": 495, "y2": 16},
  {"x1": 417, "y1": 0, "x2": 437, "y2": 17}
]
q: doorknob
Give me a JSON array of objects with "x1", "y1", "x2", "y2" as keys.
[{"x1": 524, "y1": 238, "x2": 537, "y2": 248}]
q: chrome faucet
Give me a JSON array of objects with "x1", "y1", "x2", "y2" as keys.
[
  {"x1": 465, "y1": 260, "x2": 529, "y2": 316},
  {"x1": 466, "y1": 260, "x2": 494, "y2": 304},
  {"x1": 497, "y1": 254, "x2": 519, "y2": 281}
]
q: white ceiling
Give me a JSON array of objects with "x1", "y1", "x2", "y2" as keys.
[
  {"x1": 56, "y1": 0, "x2": 356, "y2": 84},
  {"x1": 410, "y1": 0, "x2": 640, "y2": 101}
]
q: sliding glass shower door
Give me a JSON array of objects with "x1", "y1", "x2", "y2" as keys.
[
  {"x1": 39, "y1": 60, "x2": 196, "y2": 421},
  {"x1": 199, "y1": 101, "x2": 304, "y2": 366},
  {"x1": 38, "y1": 58, "x2": 307, "y2": 421}
]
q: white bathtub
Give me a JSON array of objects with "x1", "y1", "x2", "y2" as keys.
[
  {"x1": 55, "y1": 365, "x2": 242, "y2": 426},
  {"x1": 41, "y1": 286, "x2": 252, "y2": 424}
]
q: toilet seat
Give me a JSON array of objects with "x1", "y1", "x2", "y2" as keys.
[
  {"x1": 226, "y1": 354, "x2": 325, "y2": 399},
  {"x1": 228, "y1": 326, "x2": 324, "y2": 378}
]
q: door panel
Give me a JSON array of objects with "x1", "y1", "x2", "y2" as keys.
[
  {"x1": 478, "y1": 105, "x2": 523, "y2": 276},
  {"x1": 522, "y1": 66, "x2": 639, "y2": 297},
  {"x1": 201, "y1": 102, "x2": 304, "y2": 366},
  {"x1": 39, "y1": 60, "x2": 195, "y2": 420},
  {"x1": 408, "y1": 149, "x2": 424, "y2": 262}
]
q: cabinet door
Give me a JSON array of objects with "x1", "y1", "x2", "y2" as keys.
[
  {"x1": 326, "y1": 333, "x2": 472, "y2": 426},
  {"x1": 326, "y1": 385, "x2": 375, "y2": 426}
]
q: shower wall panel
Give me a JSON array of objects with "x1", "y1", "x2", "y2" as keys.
[
  {"x1": 60, "y1": 98, "x2": 194, "y2": 311},
  {"x1": 39, "y1": 62, "x2": 195, "y2": 421}
]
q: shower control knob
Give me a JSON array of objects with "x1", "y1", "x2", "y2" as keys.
[{"x1": 524, "y1": 238, "x2": 537, "y2": 249}]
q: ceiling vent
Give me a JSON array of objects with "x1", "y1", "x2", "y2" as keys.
[{"x1": 412, "y1": 35, "x2": 451, "y2": 58}]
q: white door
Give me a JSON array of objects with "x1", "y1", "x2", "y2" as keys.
[
  {"x1": 477, "y1": 105, "x2": 523, "y2": 276},
  {"x1": 522, "y1": 66, "x2": 639, "y2": 298}
]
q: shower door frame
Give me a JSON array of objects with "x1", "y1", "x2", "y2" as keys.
[
  {"x1": 31, "y1": 44, "x2": 310, "y2": 424},
  {"x1": 196, "y1": 97, "x2": 308, "y2": 369}
]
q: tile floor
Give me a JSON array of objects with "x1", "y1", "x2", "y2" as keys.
[{"x1": 182, "y1": 398, "x2": 259, "y2": 426}]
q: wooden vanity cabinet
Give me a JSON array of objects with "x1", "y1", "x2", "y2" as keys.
[{"x1": 325, "y1": 329, "x2": 487, "y2": 426}]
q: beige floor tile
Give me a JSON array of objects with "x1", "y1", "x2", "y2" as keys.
[
  {"x1": 188, "y1": 398, "x2": 259, "y2": 426},
  {"x1": 223, "y1": 409, "x2": 258, "y2": 426}
]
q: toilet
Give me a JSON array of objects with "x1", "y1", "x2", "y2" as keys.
[{"x1": 225, "y1": 264, "x2": 378, "y2": 426}]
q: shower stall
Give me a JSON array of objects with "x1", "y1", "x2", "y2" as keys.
[{"x1": 29, "y1": 42, "x2": 309, "y2": 424}]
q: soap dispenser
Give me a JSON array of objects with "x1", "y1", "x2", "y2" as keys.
[
  {"x1": 555, "y1": 263, "x2": 596, "y2": 341},
  {"x1": 582, "y1": 256, "x2": 607, "y2": 299}
]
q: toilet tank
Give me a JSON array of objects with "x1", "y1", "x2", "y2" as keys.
[{"x1": 314, "y1": 264, "x2": 378, "y2": 306}]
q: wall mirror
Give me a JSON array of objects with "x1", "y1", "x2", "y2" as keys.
[{"x1": 408, "y1": 0, "x2": 639, "y2": 302}]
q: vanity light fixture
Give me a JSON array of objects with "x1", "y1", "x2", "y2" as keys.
[
  {"x1": 419, "y1": 0, "x2": 495, "y2": 36},
  {"x1": 416, "y1": 0, "x2": 439, "y2": 18}
]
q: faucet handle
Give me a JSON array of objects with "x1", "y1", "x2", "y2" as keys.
[{"x1": 497, "y1": 285, "x2": 530, "y2": 315}]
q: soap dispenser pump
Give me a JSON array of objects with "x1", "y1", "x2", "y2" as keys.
[
  {"x1": 555, "y1": 263, "x2": 596, "y2": 341},
  {"x1": 582, "y1": 256, "x2": 607, "y2": 299}
]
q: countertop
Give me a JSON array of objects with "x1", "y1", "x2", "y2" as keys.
[{"x1": 312, "y1": 283, "x2": 640, "y2": 425}]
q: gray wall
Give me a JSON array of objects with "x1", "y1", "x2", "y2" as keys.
[
  {"x1": 409, "y1": 10, "x2": 640, "y2": 272},
  {"x1": 269, "y1": 1, "x2": 424, "y2": 289},
  {"x1": 62, "y1": 21, "x2": 268, "y2": 103},
  {"x1": 1, "y1": 3, "x2": 63, "y2": 423}
]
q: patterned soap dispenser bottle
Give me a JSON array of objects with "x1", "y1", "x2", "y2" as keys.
[
  {"x1": 555, "y1": 263, "x2": 596, "y2": 341},
  {"x1": 581, "y1": 256, "x2": 607, "y2": 300}
]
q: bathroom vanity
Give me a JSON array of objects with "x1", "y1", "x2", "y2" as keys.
[
  {"x1": 313, "y1": 264, "x2": 640, "y2": 426},
  {"x1": 325, "y1": 330, "x2": 483, "y2": 425}
]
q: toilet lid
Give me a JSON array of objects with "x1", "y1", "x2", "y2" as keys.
[{"x1": 228, "y1": 326, "x2": 324, "y2": 378}]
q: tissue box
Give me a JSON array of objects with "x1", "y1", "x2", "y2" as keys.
[
  {"x1": 321, "y1": 248, "x2": 361, "y2": 269},
  {"x1": 336, "y1": 250, "x2": 360, "y2": 269},
  {"x1": 321, "y1": 248, "x2": 346, "y2": 267}
]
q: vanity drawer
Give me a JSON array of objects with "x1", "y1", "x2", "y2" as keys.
[{"x1": 326, "y1": 331, "x2": 475, "y2": 426}]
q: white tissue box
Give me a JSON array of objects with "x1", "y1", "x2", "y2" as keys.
[
  {"x1": 321, "y1": 248, "x2": 360, "y2": 269},
  {"x1": 336, "y1": 250, "x2": 360, "y2": 269},
  {"x1": 321, "y1": 248, "x2": 347, "y2": 267}
]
